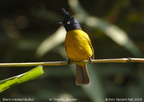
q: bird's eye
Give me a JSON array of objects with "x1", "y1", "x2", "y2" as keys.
[{"x1": 67, "y1": 21, "x2": 70, "y2": 24}]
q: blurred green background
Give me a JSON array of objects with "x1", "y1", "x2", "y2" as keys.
[{"x1": 0, "y1": 0, "x2": 144, "y2": 102}]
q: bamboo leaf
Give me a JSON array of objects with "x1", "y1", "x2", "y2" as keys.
[
  {"x1": 36, "y1": 27, "x2": 66, "y2": 57},
  {"x1": 0, "y1": 65, "x2": 44, "y2": 93}
]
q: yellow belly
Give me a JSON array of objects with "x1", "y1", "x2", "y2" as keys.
[{"x1": 65, "y1": 30, "x2": 93, "y2": 61}]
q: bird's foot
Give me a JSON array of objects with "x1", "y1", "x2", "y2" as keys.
[
  {"x1": 67, "y1": 59, "x2": 72, "y2": 65},
  {"x1": 88, "y1": 58, "x2": 93, "y2": 63}
]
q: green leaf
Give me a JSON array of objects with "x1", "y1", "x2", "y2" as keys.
[
  {"x1": 0, "y1": 65, "x2": 44, "y2": 93},
  {"x1": 36, "y1": 27, "x2": 65, "y2": 57}
]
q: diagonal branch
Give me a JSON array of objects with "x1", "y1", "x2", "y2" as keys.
[{"x1": 0, "y1": 58, "x2": 144, "y2": 67}]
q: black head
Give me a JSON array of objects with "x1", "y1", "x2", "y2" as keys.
[{"x1": 59, "y1": 8, "x2": 81, "y2": 32}]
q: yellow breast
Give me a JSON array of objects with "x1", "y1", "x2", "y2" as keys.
[{"x1": 65, "y1": 30, "x2": 93, "y2": 61}]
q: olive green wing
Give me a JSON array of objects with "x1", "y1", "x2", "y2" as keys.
[
  {"x1": 84, "y1": 33, "x2": 95, "y2": 59},
  {"x1": 88, "y1": 41, "x2": 95, "y2": 59}
]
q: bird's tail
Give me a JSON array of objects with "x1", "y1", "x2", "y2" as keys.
[{"x1": 76, "y1": 63, "x2": 90, "y2": 85}]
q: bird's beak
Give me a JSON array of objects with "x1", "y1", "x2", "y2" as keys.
[{"x1": 58, "y1": 22, "x2": 64, "y2": 25}]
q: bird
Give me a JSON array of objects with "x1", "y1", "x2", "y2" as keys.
[{"x1": 59, "y1": 8, "x2": 94, "y2": 85}]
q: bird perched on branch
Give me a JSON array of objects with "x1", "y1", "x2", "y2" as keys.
[{"x1": 59, "y1": 8, "x2": 94, "y2": 85}]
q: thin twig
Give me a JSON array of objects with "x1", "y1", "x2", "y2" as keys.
[{"x1": 0, "y1": 58, "x2": 143, "y2": 67}]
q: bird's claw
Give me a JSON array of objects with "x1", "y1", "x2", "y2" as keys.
[
  {"x1": 88, "y1": 58, "x2": 93, "y2": 63},
  {"x1": 67, "y1": 59, "x2": 72, "y2": 65}
]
